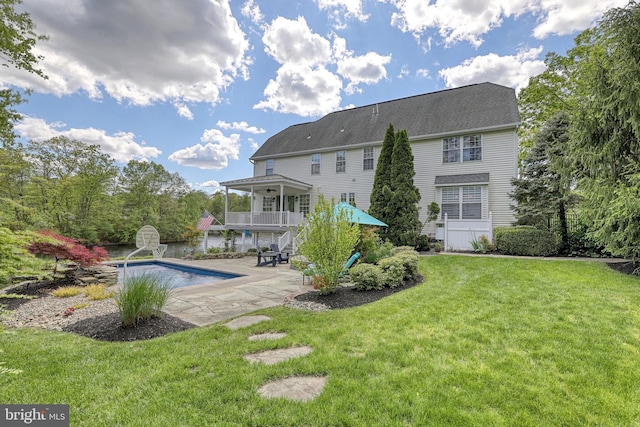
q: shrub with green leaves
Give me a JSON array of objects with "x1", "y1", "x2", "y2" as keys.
[
  {"x1": 350, "y1": 263, "x2": 385, "y2": 291},
  {"x1": 378, "y1": 256, "x2": 405, "y2": 288},
  {"x1": 494, "y1": 226, "x2": 557, "y2": 256},
  {"x1": 390, "y1": 246, "x2": 418, "y2": 256},
  {"x1": 115, "y1": 273, "x2": 174, "y2": 327},
  {"x1": 393, "y1": 252, "x2": 419, "y2": 280}
]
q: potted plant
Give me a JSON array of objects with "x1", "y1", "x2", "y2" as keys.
[{"x1": 433, "y1": 242, "x2": 442, "y2": 253}]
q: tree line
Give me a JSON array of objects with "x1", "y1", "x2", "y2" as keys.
[
  {"x1": 514, "y1": 1, "x2": 640, "y2": 258},
  {"x1": 0, "y1": 136, "x2": 250, "y2": 244}
]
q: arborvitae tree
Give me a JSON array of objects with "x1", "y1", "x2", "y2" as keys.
[
  {"x1": 510, "y1": 112, "x2": 576, "y2": 253},
  {"x1": 387, "y1": 129, "x2": 421, "y2": 246},
  {"x1": 369, "y1": 123, "x2": 395, "y2": 232}
]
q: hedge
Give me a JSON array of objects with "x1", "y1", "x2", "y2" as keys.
[{"x1": 494, "y1": 226, "x2": 557, "y2": 256}]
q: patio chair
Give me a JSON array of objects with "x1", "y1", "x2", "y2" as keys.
[
  {"x1": 269, "y1": 243, "x2": 290, "y2": 264},
  {"x1": 256, "y1": 246, "x2": 277, "y2": 267},
  {"x1": 303, "y1": 252, "x2": 361, "y2": 285}
]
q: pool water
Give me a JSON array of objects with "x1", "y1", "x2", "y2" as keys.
[{"x1": 116, "y1": 261, "x2": 240, "y2": 289}]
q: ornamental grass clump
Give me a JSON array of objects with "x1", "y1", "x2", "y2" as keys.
[
  {"x1": 115, "y1": 273, "x2": 174, "y2": 327},
  {"x1": 51, "y1": 286, "x2": 83, "y2": 298}
]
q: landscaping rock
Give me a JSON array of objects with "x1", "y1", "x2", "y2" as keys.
[
  {"x1": 244, "y1": 346, "x2": 313, "y2": 365},
  {"x1": 258, "y1": 376, "x2": 327, "y2": 401}
]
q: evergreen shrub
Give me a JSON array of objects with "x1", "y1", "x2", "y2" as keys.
[
  {"x1": 350, "y1": 263, "x2": 385, "y2": 291},
  {"x1": 494, "y1": 226, "x2": 557, "y2": 256},
  {"x1": 378, "y1": 256, "x2": 405, "y2": 288},
  {"x1": 394, "y1": 252, "x2": 419, "y2": 280}
]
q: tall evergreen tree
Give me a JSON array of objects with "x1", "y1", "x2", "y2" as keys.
[
  {"x1": 510, "y1": 112, "x2": 576, "y2": 252},
  {"x1": 387, "y1": 129, "x2": 421, "y2": 246},
  {"x1": 369, "y1": 123, "x2": 395, "y2": 231}
]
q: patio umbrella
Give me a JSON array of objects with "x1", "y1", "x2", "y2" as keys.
[{"x1": 334, "y1": 202, "x2": 387, "y2": 227}]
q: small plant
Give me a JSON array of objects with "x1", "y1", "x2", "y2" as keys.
[
  {"x1": 62, "y1": 307, "x2": 76, "y2": 317},
  {"x1": 470, "y1": 234, "x2": 493, "y2": 253},
  {"x1": 394, "y1": 252, "x2": 420, "y2": 280},
  {"x1": 73, "y1": 302, "x2": 90, "y2": 310},
  {"x1": 115, "y1": 273, "x2": 174, "y2": 327},
  {"x1": 84, "y1": 284, "x2": 114, "y2": 300},
  {"x1": 350, "y1": 263, "x2": 384, "y2": 291},
  {"x1": 433, "y1": 242, "x2": 442, "y2": 253},
  {"x1": 207, "y1": 247, "x2": 222, "y2": 254},
  {"x1": 378, "y1": 256, "x2": 405, "y2": 288},
  {"x1": 51, "y1": 286, "x2": 83, "y2": 298}
]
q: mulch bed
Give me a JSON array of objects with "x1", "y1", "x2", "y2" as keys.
[
  {"x1": 62, "y1": 312, "x2": 196, "y2": 342},
  {"x1": 607, "y1": 261, "x2": 640, "y2": 276},
  {"x1": 294, "y1": 276, "x2": 424, "y2": 309}
]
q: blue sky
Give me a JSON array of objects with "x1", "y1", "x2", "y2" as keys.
[{"x1": 4, "y1": 0, "x2": 626, "y2": 192}]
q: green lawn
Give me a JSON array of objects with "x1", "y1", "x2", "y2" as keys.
[{"x1": 2, "y1": 256, "x2": 640, "y2": 426}]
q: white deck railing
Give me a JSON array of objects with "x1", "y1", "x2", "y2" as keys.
[{"x1": 226, "y1": 211, "x2": 306, "y2": 228}]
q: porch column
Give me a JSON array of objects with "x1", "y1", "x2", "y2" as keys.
[
  {"x1": 250, "y1": 185, "x2": 255, "y2": 227},
  {"x1": 224, "y1": 187, "x2": 229, "y2": 225},
  {"x1": 280, "y1": 183, "x2": 285, "y2": 225}
]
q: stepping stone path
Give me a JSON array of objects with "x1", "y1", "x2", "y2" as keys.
[
  {"x1": 222, "y1": 315, "x2": 271, "y2": 330},
  {"x1": 223, "y1": 314, "x2": 327, "y2": 401},
  {"x1": 248, "y1": 332, "x2": 288, "y2": 341},
  {"x1": 244, "y1": 346, "x2": 313, "y2": 365}
]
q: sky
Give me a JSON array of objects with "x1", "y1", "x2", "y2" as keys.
[{"x1": 3, "y1": 0, "x2": 627, "y2": 193}]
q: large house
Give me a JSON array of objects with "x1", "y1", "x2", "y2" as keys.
[{"x1": 221, "y1": 82, "x2": 520, "y2": 250}]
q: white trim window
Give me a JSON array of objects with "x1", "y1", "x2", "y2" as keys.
[
  {"x1": 263, "y1": 196, "x2": 275, "y2": 212},
  {"x1": 463, "y1": 135, "x2": 482, "y2": 161},
  {"x1": 311, "y1": 153, "x2": 321, "y2": 175},
  {"x1": 340, "y1": 192, "x2": 356, "y2": 205},
  {"x1": 265, "y1": 159, "x2": 274, "y2": 176},
  {"x1": 299, "y1": 194, "x2": 310, "y2": 216},
  {"x1": 441, "y1": 186, "x2": 482, "y2": 219},
  {"x1": 336, "y1": 150, "x2": 346, "y2": 173},
  {"x1": 363, "y1": 147, "x2": 374, "y2": 171},
  {"x1": 443, "y1": 134, "x2": 482, "y2": 163}
]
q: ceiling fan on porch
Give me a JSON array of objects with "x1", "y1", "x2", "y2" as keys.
[{"x1": 265, "y1": 188, "x2": 277, "y2": 193}]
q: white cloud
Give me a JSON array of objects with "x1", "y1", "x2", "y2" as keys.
[
  {"x1": 15, "y1": 116, "x2": 161, "y2": 163},
  {"x1": 248, "y1": 138, "x2": 259, "y2": 151},
  {"x1": 241, "y1": 0, "x2": 263, "y2": 25},
  {"x1": 200, "y1": 180, "x2": 221, "y2": 189},
  {"x1": 262, "y1": 16, "x2": 333, "y2": 66},
  {"x1": 317, "y1": 0, "x2": 369, "y2": 28},
  {"x1": 398, "y1": 64, "x2": 410, "y2": 79},
  {"x1": 4, "y1": 1, "x2": 250, "y2": 111},
  {"x1": 216, "y1": 120, "x2": 265, "y2": 134},
  {"x1": 385, "y1": 0, "x2": 627, "y2": 47},
  {"x1": 254, "y1": 64, "x2": 343, "y2": 117},
  {"x1": 174, "y1": 102, "x2": 194, "y2": 120},
  {"x1": 438, "y1": 47, "x2": 546, "y2": 92},
  {"x1": 337, "y1": 52, "x2": 391, "y2": 94},
  {"x1": 416, "y1": 68, "x2": 430, "y2": 78},
  {"x1": 168, "y1": 129, "x2": 241, "y2": 170},
  {"x1": 531, "y1": 0, "x2": 629, "y2": 38}
]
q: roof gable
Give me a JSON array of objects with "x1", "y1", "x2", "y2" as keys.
[{"x1": 252, "y1": 82, "x2": 520, "y2": 159}]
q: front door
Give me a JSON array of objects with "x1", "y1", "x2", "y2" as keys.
[{"x1": 287, "y1": 196, "x2": 295, "y2": 212}]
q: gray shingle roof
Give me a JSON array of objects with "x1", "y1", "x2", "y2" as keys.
[{"x1": 252, "y1": 82, "x2": 520, "y2": 160}]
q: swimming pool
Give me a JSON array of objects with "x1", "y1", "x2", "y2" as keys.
[{"x1": 114, "y1": 261, "x2": 241, "y2": 289}]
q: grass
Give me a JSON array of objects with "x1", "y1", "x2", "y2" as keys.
[
  {"x1": 84, "y1": 284, "x2": 114, "y2": 301},
  {"x1": 115, "y1": 273, "x2": 174, "y2": 326},
  {"x1": 1, "y1": 256, "x2": 640, "y2": 426},
  {"x1": 51, "y1": 286, "x2": 84, "y2": 298}
]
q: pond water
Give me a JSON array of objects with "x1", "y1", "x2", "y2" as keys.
[
  {"x1": 105, "y1": 236, "x2": 236, "y2": 258},
  {"x1": 114, "y1": 260, "x2": 241, "y2": 288}
]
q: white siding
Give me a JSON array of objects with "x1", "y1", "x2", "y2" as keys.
[{"x1": 252, "y1": 128, "x2": 517, "y2": 229}]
